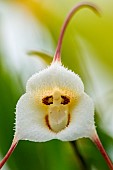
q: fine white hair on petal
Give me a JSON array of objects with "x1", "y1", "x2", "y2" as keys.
[
  {"x1": 26, "y1": 62, "x2": 84, "y2": 96},
  {"x1": 57, "y1": 93, "x2": 95, "y2": 141},
  {"x1": 15, "y1": 93, "x2": 56, "y2": 142},
  {"x1": 15, "y1": 62, "x2": 93, "y2": 142}
]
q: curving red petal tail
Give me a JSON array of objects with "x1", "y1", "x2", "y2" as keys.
[
  {"x1": 92, "y1": 133, "x2": 113, "y2": 170},
  {"x1": 0, "y1": 137, "x2": 18, "y2": 169},
  {"x1": 52, "y1": 1, "x2": 100, "y2": 63}
]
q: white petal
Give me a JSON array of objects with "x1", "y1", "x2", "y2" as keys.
[
  {"x1": 15, "y1": 93, "x2": 56, "y2": 142},
  {"x1": 26, "y1": 62, "x2": 84, "y2": 96},
  {"x1": 57, "y1": 93, "x2": 95, "y2": 141}
]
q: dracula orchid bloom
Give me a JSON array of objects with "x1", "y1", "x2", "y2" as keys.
[{"x1": 0, "y1": 2, "x2": 113, "y2": 170}]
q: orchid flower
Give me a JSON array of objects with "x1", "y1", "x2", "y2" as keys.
[{"x1": 0, "y1": 2, "x2": 113, "y2": 170}]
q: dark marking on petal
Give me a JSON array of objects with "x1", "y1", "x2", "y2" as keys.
[
  {"x1": 67, "y1": 114, "x2": 70, "y2": 127},
  {"x1": 45, "y1": 115, "x2": 51, "y2": 130},
  {"x1": 42, "y1": 96, "x2": 53, "y2": 105},
  {"x1": 61, "y1": 96, "x2": 70, "y2": 105}
]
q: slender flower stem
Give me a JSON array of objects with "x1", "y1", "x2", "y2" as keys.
[
  {"x1": 53, "y1": 1, "x2": 100, "y2": 63},
  {"x1": 92, "y1": 133, "x2": 113, "y2": 170},
  {"x1": 0, "y1": 137, "x2": 18, "y2": 169},
  {"x1": 70, "y1": 141, "x2": 89, "y2": 170}
]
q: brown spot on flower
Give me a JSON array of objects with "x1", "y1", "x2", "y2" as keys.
[
  {"x1": 61, "y1": 96, "x2": 70, "y2": 105},
  {"x1": 42, "y1": 96, "x2": 53, "y2": 105}
]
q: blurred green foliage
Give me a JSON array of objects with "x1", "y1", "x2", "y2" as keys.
[{"x1": 0, "y1": 0, "x2": 113, "y2": 170}]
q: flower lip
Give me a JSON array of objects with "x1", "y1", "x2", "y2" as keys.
[
  {"x1": 45, "y1": 113, "x2": 70, "y2": 132},
  {"x1": 44, "y1": 89, "x2": 71, "y2": 133}
]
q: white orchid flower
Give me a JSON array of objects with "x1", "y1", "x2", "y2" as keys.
[{"x1": 0, "y1": 2, "x2": 113, "y2": 170}]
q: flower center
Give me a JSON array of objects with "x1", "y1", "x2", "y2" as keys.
[{"x1": 42, "y1": 90, "x2": 70, "y2": 132}]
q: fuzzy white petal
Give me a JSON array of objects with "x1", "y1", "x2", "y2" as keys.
[
  {"x1": 15, "y1": 63, "x2": 94, "y2": 142},
  {"x1": 15, "y1": 93, "x2": 56, "y2": 142},
  {"x1": 57, "y1": 93, "x2": 95, "y2": 141},
  {"x1": 26, "y1": 62, "x2": 84, "y2": 96}
]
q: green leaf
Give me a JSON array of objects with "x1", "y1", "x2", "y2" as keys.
[{"x1": 27, "y1": 50, "x2": 53, "y2": 65}]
